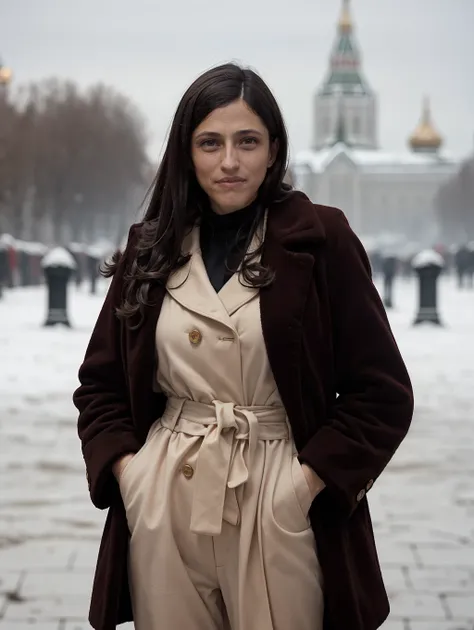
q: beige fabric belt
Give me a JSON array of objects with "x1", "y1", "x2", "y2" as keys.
[{"x1": 160, "y1": 397, "x2": 289, "y2": 536}]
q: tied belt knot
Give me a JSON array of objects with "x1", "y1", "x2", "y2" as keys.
[{"x1": 160, "y1": 397, "x2": 289, "y2": 536}]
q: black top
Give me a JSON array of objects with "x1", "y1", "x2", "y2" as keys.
[{"x1": 199, "y1": 199, "x2": 259, "y2": 293}]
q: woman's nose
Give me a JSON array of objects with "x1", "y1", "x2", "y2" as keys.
[{"x1": 221, "y1": 145, "x2": 239, "y2": 170}]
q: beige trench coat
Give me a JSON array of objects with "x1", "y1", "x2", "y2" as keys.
[{"x1": 118, "y1": 221, "x2": 324, "y2": 630}]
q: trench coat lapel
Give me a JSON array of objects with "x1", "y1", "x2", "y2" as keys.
[
  {"x1": 166, "y1": 216, "x2": 266, "y2": 323},
  {"x1": 218, "y1": 210, "x2": 267, "y2": 317},
  {"x1": 260, "y1": 192, "x2": 327, "y2": 438},
  {"x1": 166, "y1": 226, "x2": 237, "y2": 330}
]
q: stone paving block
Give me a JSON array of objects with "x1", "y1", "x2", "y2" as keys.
[
  {"x1": 0, "y1": 518, "x2": 93, "y2": 544},
  {"x1": 416, "y1": 546, "x2": 474, "y2": 569},
  {"x1": 377, "y1": 543, "x2": 418, "y2": 566},
  {"x1": 70, "y1": 542, "x2": 100, "y2": 570},
  {"x1": 409, "y1": 622, "x2": 474, "y2": 630},
  {"x1": 0, "y1": 624, "x2": 58, "y2": 629},
  {"x1": 445, "y1": 594, "x2": 474, "y2": 618},
  {"x1": 21, "y1": 572, "x2": 93, "y2": 598},
  {"x1": 383, "y1": 567, "x2": 410, "y2": 595},
  {"x1": 407, "y1": 567, "x2": 474, "y2": 593},
  {"x1": 379, "y1": 620, "x2": 406, "y2": 630},
  {"x1": 0, "y1": 541, "x2": 74, "y2": 571},
  {"x1": 0, "y1": 572, "x2": 22, "y2": 594},
  {"x1": 376, "y1": 525, "x2": 459, "y2": 547},
  {"x1": 389, "y1": 591, "x2": 446, "y2": 619},
  {"x1": 3, "y1": 597, "x2": 89, "y2": 621}
]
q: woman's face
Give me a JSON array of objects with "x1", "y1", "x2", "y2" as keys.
[{"x1": 191, "y1": 99, "x2": 277, "y2": 215}]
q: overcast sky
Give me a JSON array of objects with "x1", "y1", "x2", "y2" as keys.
[{"x1": 1, "y1": 0, "x2": 473, "y2": 162}]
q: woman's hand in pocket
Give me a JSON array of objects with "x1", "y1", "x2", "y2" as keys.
[
  {"x1": 300, "y1": 463, "x2": 326, "y2": 501},
  {"x1": 112, "y1": 453, "x2": 135, "y2": 482}
]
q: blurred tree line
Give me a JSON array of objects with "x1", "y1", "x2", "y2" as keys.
[
  {"x1": 435, "y1": 155, "x2": 474, "y2": 244},
  {"x1": 0, "y1": 79, "x2": 152, "y2": 245}
]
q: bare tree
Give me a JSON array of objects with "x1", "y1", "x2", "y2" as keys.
[{"x1": 0, "y1": 79, "x2": 151, "y2": 244}]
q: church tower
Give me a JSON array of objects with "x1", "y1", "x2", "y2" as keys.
[{"x1": 313, "y1": 0, "x2": 377, "y2": 150}]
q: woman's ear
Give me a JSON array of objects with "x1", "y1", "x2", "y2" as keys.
[{"x1": 268, "y1": 139, "x2": 279, "y2": 168}]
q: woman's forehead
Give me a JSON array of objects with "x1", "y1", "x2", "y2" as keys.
[{"x1": 194, "y1": 100, "x2": 267, "y2": 135}]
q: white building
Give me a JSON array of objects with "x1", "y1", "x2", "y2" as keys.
[{"x1": 292, "y1": 0, "x2": 461, "y2": 246}]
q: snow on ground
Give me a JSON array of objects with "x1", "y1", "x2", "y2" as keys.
[{"x1": 0, "y1": 273, "x2": 473, "y2": 629}]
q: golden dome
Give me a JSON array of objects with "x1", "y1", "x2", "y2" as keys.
[
  {"x1": 409, "y1": 97, "x2": 443, "y2": 151},
  {"x1": 0, "y1": 65, "x2": 12, "y2": 85},
  {"x1": 338, "y1": 0, "x2": 352, "y2": 33}
]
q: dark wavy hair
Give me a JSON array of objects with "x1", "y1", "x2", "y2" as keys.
[{"x1": 105, "y1": 62, "x2": 291, "y2": 327}]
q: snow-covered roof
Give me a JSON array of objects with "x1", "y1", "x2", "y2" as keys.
[
  {"x1": 0, "y1": 234, "x2": 48, "y2": 254},
  {"x1": 41, "y1": 247, "x2": 77, "y2": 270},
  {"x1": 15, "y1": 240, "x2": 48, "y2": 255},
  {"x1": 293, "y1": 143, "x2": 460, "y2": 175},
  {"x1": 69, "y1": 242, "x2": 88, "y2": 254},
  {"x1": 412, "y1": 249, "x2": 445, "y2": 269},
  {"x1": 0, "y1": 233, "x2": 16, "y2": 246}
]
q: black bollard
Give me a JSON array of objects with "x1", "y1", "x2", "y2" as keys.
[
  {"x1": 467, "y1": 244, "x2": 474, "y2": 289},
  {"x1": 87, "y1": 253, "x2": 100, "y2": 295},
  {"x1": 382, "y1": 256, "x2": 397, "y2": 309},
  {"x1": 41, "y1": 247, "x2": 77, "y2": 327},
  {"x1": 68, "y1": 243, "x2": 86, "y2": 287},
  {"x1": 412, "y1": 250, "x2": 444, "y2": 326},
  {"x1": 454, "y1": 245, "x2": 471, "y2": 289},
  {"x1": 0, "y1": 234, "x2": 16, "y2": 288}
]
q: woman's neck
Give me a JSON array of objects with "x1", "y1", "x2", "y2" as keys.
[{"x1": 202, "y1": 198, "x2": 259, "y2": 230}]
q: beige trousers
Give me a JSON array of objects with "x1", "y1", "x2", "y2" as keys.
[{"x1": 119, "y1": 398, "x2": 324, "y2": 630}]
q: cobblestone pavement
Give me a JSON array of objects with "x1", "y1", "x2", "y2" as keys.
[{"x1": 0, "y1": 278, "x2": 473, "y2": 629}]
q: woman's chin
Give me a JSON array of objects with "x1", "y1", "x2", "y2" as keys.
[{"x1": 209, "y1": 192, "x2": 256, "y2": 215}]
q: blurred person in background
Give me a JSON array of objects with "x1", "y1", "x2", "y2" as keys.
[{"x1": 73, "y1": 63, "x2": 414, "y2": 630}]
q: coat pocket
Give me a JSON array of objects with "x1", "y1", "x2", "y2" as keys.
[
  {"x1": 118, "y1": 421, "x2": 161, "y2": 504},
  {"x1": 270, "y1": 448, "x2": 313, "y2": 534},
  {"x1": 291, "y1": 456, "x2": 313, "y2": 521}
]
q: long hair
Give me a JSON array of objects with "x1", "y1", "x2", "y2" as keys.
[{"x1": 105, "y1": 62, "x2": 291, "y2": 327}]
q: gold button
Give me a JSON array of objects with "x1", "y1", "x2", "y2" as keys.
[
  {"x1": 357, "y1": 489, "x2": 366, "y2": 502},
  {"x1": 182, "y1": 464, "x2": 194, "y2": 479},
  {"x1": 366, "y1": 479, "x2": 374, "y2": 491},
  {"x1": 188, "y1": 329, "x2": 202, "y2": 346}
]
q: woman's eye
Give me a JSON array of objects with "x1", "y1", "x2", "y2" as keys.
[
  {"x1": 199, "y1": 138, "x2": 220, "y2": 149},
  {"x1": 241, "y1": 137, "x2": 258, "y2": 146}
]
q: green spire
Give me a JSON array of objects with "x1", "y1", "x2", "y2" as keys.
[{"x1": 318, "y1": 0, "x2": 372, "y2": 97}]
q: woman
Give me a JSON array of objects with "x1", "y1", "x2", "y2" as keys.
[{"x1": 74, "y1": 63, "x2": 413, "y2": 630}]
